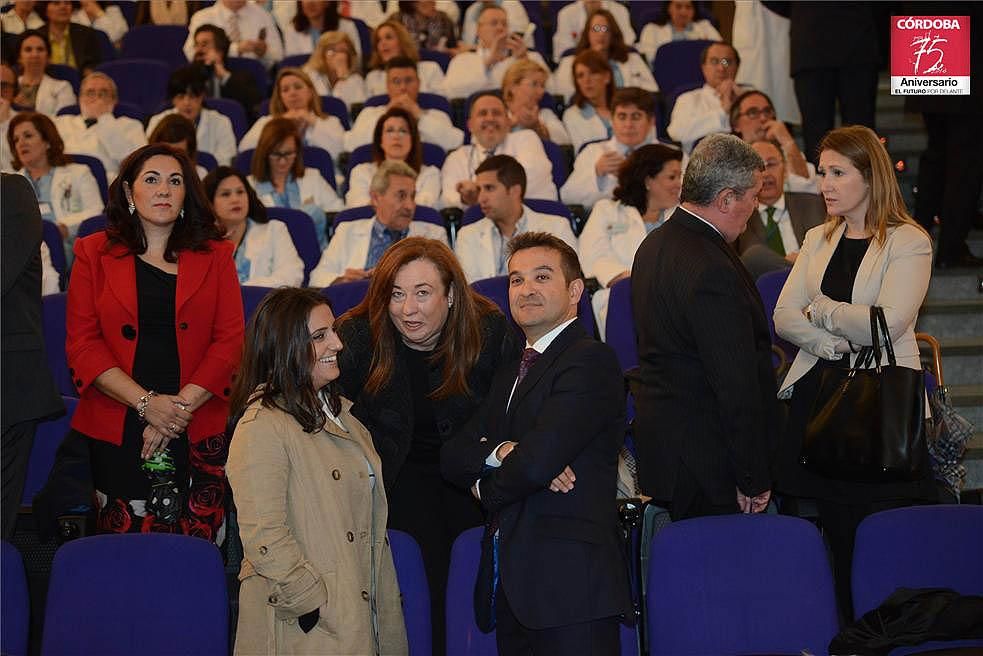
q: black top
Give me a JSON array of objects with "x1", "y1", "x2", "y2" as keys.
[
  {"x1": 401, "y1": 343, "x2": 442, "y2": 464},
  {"x1": 822, "y1": 235, "x2": 871, "y2": 365}
]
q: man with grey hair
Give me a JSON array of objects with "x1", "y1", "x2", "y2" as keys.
[
  {"x1": 630, "y1": 133, "x2": 781, "y2": 520},
  {"x1": 309, "y1": 160, "x2": 447, "y2": 287},
  {"x1": 54, "y1": 71, "x2": 146, "y2": 179}
]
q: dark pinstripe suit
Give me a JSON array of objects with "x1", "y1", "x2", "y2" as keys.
[{"x1": 630, "y1": 207, "x2": 781, "y2": 518}]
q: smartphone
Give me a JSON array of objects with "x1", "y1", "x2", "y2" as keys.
[{"x1": 258, "y1": 27, "x2": 267, "y2": 40}]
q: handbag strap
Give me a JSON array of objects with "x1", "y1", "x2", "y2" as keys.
[
  {"x1": 874, "y1": 306, "x2": 898, "y2": 367},
  {"x1": 868, "y1": 307, "x2": 883, "y2": 371}
]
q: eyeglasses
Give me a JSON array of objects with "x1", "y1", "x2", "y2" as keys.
[
  {"x1": 383, "y1": 127, "x2": 410, "y2": 136},
  {"x1": 707, "y1": 57, "x2": 732, "y2": 68},
  {"x1": 739, "y1": 106, "x2": 775, "y2": 120},
  {"x1": 591, "y1": 24, "x2": 609, "y2": 32},
  {"x1": 270, "y1": 150, "x2": 297, "y2": 160},
  {"x1": 82, "y1": 88, "x2": 114, "y2": 99}
]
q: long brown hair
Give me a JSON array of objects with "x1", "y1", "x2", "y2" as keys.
[
  {"x1": 251, "y1": 117, "x2": 305, "y2": 182},
  {"x1": 338, "y1": 237, "x2": 499, "y2": 399},
  {"x1": 570, "y1": 49, "x2": 614, "y2": 109},
  {"x1": 368, "y1": 19, "x2": 419, "y2": 71},
  {"x1": 818, "y1": 125, "x2": 925, "y2": 244},
  {"x1": 574, "y1": 8, "x2": 630, "y2": 62}
]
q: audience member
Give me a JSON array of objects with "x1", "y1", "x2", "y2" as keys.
[
  {"x1": 146, "y1": 66, "x2": 238, "y2": 167},
  {"x1": 789, "y1": 4, "x2": 878, "y2": 163},
  {"x1": 55, "y1": 72, "x2": 146, "y2": 179},
  {"x1": 282, "y1": 0, "x2": 363, "y2": 58},
  {"x1": 442, "y1": 92, "x2": 557, "y2": 208},
  {"x1": 65, "y1": 144, "x2": 243, "y2": 540},
  {"x1": 554, "y1": 0, "x2": 635, "y2": 63},
  {"x1": 459, "y1": 0, "x2": 532, "y2": 49},
  {"x1": 365, "y1": 19, "x2": 446, "y2": 97},
  {"x1": 734, "y1": 139, "x2": 826, "y2": 280},
  {"x1": 203, "y1": 166, "x2": 304, "y2": 287},
  {"x1": 1, "y1": 172, "x2": 64, "y2": 540},
  {"x1": 40, "y1": 0, "x2": 102, "y2": 73},
  {"x1": 444, "y1": 5, "x2": 553, "y2": 99},
  {"x1": 134, "y1": 1, "x2": 204, "y2": 26},
  {"x1": 1, "y1": 61, "x2": 18, "y2": 171},
  {"x1": 638, "y1": 0, "x2": 721, "y2": 65},
  {"x1": 188, "y1": 24, "x2": 262, "y2": 119},
  {"x1": 310, "y1": 161, "x2": 446, "y2": 286},
  {"x1": 774, "y1": 125, "x2": 934, "y2": 617},
  {"x1": 302, "y1": 30, "x2": 366, "y2": 109},
  {"x1": 147, "y1": 113, "x2": 210, "y2": 179},
  {"x1": 455, "y1": 154, "x2": 576, "y2": 281},
  {"x1": 668, "y1": 41, "x2": 746, "y2": 153},
  {"x1": 562, "y1": 49, "x2": 615, "y2": 151},
  {"x1": 346, "y1": 106, "x2": 442, "y2": 209},
  {"x1": 1, "y1": 1, "x2": 43, "y2": 34},
  {"x1": 70, "y1": 1, "x2": 129, "y2": 45},
  {"x1": 632, "y1": 133, "x2": 778, "y2": 520},
  {"x1": 247, "y1": 117, "x2": 343, "y2": 250},
  {"x1": 553, "y1": 8, "x2": 656, "y2": 101},
  {"x1": 579, "y1": 144, "x2": 682, "y2": 333},
  {"x1": 562, "y1": 87, "x2": 657, "y2": 207},
  {"x1": 337, "y1": 236, "x2": 518, "y2": 653},
  {"x1": 8, "y1": 112, "x2": 102, "y2": 242},
  {"x1": 392, "y1": 0, "x2": 459, "y2": 53},
  {"x1": 730, "y1": 89, "x2": 817, "y2": 193},
  {"x1": 239, "y1": 67, "x2": 345, "y2": 161},
  {"x1": 345, "y1": 56, "x2": 463, "y2": 152},
  {"x1": 183, "y1": 0, "x2": 284, "y2": 69},
  {"x1": 441, "y1": 231, "x2": 631, "y2": 654},
  {"x1": 228, "y1": 287, "x2": 408, "y2": 656},
  {"x1": 13, "y1": 31, "x2": 76, "y2": 116},
  {"x1": 502, "y1": 59, "x2": 569, "y2": 145}
]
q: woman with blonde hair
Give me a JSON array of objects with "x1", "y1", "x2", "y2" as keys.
[
  {"x1": 365, "y1": 19, "x2": 446, "y2": 97},
  {"x1": 239, "y1": 68, "x2": 345, "y2": 162},
  {"x1": 774, "y1": 125, "x2": 935, "y2": 618},
  {"x1": 501, "y1": 59, "x2": 570, "y2": 145},
  {"x1": 302, "y1": 30, "x2": 366, "y2": 110}
]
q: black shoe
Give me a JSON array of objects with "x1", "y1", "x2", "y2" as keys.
[{"x1": 935, "y1": 253, "x2": 983, "y2": 269}]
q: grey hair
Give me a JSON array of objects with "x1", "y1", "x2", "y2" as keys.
[
  {"x1": 369, "y1": 159, "x2": 417, "y2": 195},
  {"x1": 681, "y1": 133, "x2": 764, "y2": 205},
  {"x1": 81, "y1": 71, "x2": 118, "y2": 100}
]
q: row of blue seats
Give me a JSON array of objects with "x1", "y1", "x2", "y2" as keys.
[{"x1": 6, "y1": 505, "x2": 981, "y2": 655}]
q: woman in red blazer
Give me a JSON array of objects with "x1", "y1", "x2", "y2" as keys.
[{"x1": 66, "y1": 143, "x2": 244, "y2": 540}]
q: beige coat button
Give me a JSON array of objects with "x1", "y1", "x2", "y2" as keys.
[
  {"x1": 259, "y1": 546, "x2": 268, "y2": 555},
  {"x1": 346, "y1": 531, "x2": 354, "y2": 542},
  {"x1": 332, "y1": 469, "x2": 341, "y2": 480},
  {"x1": 361, "y1": 590, "x2": 369, "y2": 601}
]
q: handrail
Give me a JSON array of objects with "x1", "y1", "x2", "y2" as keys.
[{"x1": 916, "y1": 332, "x2": 944, "y2": 389}]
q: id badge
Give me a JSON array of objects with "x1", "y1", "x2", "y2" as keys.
[{"x1": 38, "y1": 202, "x2": 53, "y2": 216}]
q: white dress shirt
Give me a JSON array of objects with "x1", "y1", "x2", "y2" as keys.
[
  {"x1": 756, "y1": 194, "x2": 800, "y2": 254},
  {"x1": 343, "y1": 104, "x2": 463, "y2": 153},
  {"x1": 553, "y1": 52, "x2": 658, "y2": 101},
  {"x1": 667, "y1": 83, "x2": 743, "y2": 154},
  {"x1": 56, "y1": 112, "x2": 146, "y2": 179},
  {"x1": 146, "y1": 108, "x2": 238, "y2": 167},
  {"x1": 444, "y1": 49, "x2": 555, "y2": 100},
  {"x1": 184, "y1": 2, "x2": 284, "y2": 68},
  {"x1": 440, "y1": 130, "x2": 558, "y2": 208},
  {"x1": 638, "y1": 19, "x2": 722, "y2": 66},
  {"x1": 553, "y1": 1, "x2": 636, "y2": 62},
  {"x1": 346, "y1": 162, "x2": 442, "y2": 209}
]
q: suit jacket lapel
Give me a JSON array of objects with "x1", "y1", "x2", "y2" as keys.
[
  {"x1": 102, "y1": 245, "x2": 137, "y2": 319},
  {"x1": 176, "y1": 247, "x2": 210, "y2": 314},
  {"x1": 506, "y1": 321, "x2": 583, "y2": 420}
]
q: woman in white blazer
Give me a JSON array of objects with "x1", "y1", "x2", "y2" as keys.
[
  {"x1": 239, "y1": 68, "x2": 346, "y2": 162},
  {"x1": 345, "y1": 107, "x2": 441, "y2": 209},
  {"x1": 302, "y1": 31, "x2": 367, "y2": 111},
  {"x1": 562, "y1": 49, "x2": 616, "y2": 152},
  {"x1": 247, "y1": 117, "x2": 343, "y2": 251},
  {"x1": 502, "y1": 59, "x2": 570, "y2": 146},
  {"x1": 204, "y1": 167, "x2": 304, "y2": 288},
  {"x1": 579, "y1": 144, "x2": 682, "y2": 337},
  {"x1": 637, "y1": 1, "x2": 722, "y2": 66},
  {"x1": 553, "y1": 9, "x2": 658, "y2": 102},
  {"x1": 9, "y1": 112, "x2": 102, "y2": 242},
  {"x1": 364, "y1": 20, "x2": 446, "y2": 97},
  {"x1": 14, "y1": 31, "x2": 76, "y2": 117},
  {"x1": 280, "y1": 1, "x2": 363, "y2": 59},
  {"x1": 773, "y1": 126, "x2": 935, "y2": 618}
]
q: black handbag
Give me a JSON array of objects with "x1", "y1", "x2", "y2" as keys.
[{"x1": 801, "y1": 306, "x2": 927, "y2": 483}]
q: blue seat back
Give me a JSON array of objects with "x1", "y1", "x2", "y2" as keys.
[
  {"x1": 120, "y1": 25, "x2": 189, "y2": 69},
  {"x1": 42, "y1": 220, "x2": 67, "y2": 291},
  {"x1": 755, "y1": 268, "x2": 798, "y2": 364},
  {"x1": 42, "y1": 534, "x2": 228, "y2": 655},
  {"x1": 46, "y1": 64, "x2": 80, "y2": 94},
  {"x1": 42, "y1": 292, "x2": 74, "y2": 397},
  {"x1": 1, "y1": 541, "x2": 28, "y2": 656},
  {"x1": 240, "y1": 285, "x2": 274, "y2": 325},
  {"x1": 652, "y1": 40, "x2": 717, "y2": 99},
  {"x1": 255, "y1": 96, "x2": 351, "y2": 129},
  {"x1": 387, "y1": 530, "x2": 432, "y2": 656},
  {"x1": 321, "y1": 279, "x2": 370, "y2": 317},
  {"x1": 607, "y1": 277, "x2": 637, "y2": 371},
  {"x1": 267, "y1": 208, "x2": 321, "y2": 284},
  {"x1": 471, "y1": 275, "x2": 596, "y2": 340},
  {"x1": 76, "y1": 214, "x2": 107, "y2": 239},
  {"x1": 420, "y1": 48, "x2": 451, "y2": 72},
  {"x1": 647, "y1": 515, "x2": 839, "y2": 655},
  {"x1": 226, "y1": 56, "x2": 270, "y2": 97},
  {"x1": 541, "y1": 139, "x2": 568, "y2": 189},
  {"x1": 23, "y1": 396, "x2": 76, "y2": 507},
  {"x1": 333, "y1": 205, "x2": 443, "y2": 227},
  {"x1": 195, "y1": 150, "x2": 218, "y2": 173},
  {"x1": 67, "y1": 153, "x2": 109, "y2": 205},
  {"x1": 95, "y1": 59, "x2": 171, "y2": 116},
  {"x1": 446, "y1": 527, "x2": 498, "y2": 655},
  {"x1": 204, "y1": 97, "x2": 249, "y2": 141}
]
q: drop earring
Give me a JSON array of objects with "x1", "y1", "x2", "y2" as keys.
[
  {"x1": 127, "y1": 199, "x2": 135, "y2": 215},
  {"x1": 179, "y1": 208, "x2": 185, "y2": 219}
]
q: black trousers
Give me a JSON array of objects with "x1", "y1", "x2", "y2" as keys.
[
  {"x1": 1, "y1": 420, "x2": 37, "y2": 540},
  {"x1": 794, "y1": 65, "x2": 878, "y2": 163},
  {"x1": 666, "y1": 463, "x2": 741, "y2": 522},
  {"x1": 914, "y1": 112, "x2": 983, "y2": 261},
  {"x1": 495, "y1": 581, "x2": 620, "y2": 656}
]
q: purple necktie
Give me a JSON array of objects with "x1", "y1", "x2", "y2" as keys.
[{"x1": 516, "y1": 347, "x2": 540, "y2": 385}]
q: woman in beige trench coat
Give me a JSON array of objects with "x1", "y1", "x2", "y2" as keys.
[{"x1": 227, "y1": 287, "x2": 408, "y2": 656}]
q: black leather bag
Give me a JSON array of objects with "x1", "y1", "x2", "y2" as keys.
[{"x1": 801, "y1": 306, "x2": 927, "y2": 483}]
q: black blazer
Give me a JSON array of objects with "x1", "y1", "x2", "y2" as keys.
[
  {"x1": 441, "y1": 320, "x2": 632, "y2": 629},
  {"x1": 1, "y1": 174, "x2": 64, "y2": 429},
  {"x1": 631, "y1": 208, "x2": 780, "y2": 506},
  {"x1": 337, "y1": 310, "x2": 518, "y2": 490},
  {"x1": 39, "y1": 23, "x2": 102, "y2": 74}
]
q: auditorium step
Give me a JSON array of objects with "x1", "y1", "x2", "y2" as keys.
[
  {"x1": 917, "y1": 299, "x2": 983, "y2": 339},
  {"x1": 951, "y1": 385, "x2": 983, "y2": 490},
  {"x1": 921, "y1": 337, "x2": 983, "y2": 387}
]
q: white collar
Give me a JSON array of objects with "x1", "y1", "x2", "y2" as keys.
[
  {"x1": 757, "y1": 193, "x2": 786, "y2": 213},
  {"x1": 679, "y1": 204, "x2": 724, "y2": 239},
  {"x1": 526, "y1": 317, "x2": 577, "y2": 353}
]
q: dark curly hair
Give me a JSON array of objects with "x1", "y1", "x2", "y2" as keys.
[
  {"x1": 612, "y1": 144, "x2": 683, "y2": 214},
  {"x1": 202, "y1": 166, "x2": 269, "y2": 225},
  {"x1": 105, "y1": 144, "x2": 224, "y2": 262}
]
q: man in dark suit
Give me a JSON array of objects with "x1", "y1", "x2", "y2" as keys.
[
  {"x1": 442, "y1": 233, "x2": 631, "y2": 655},
  {"x1": 735, "y1": 139, "x2": 827, "y2": 280},
  {"x1": 632, "y1": 133, "x2": 781, "y2": 521},
  {"x1": 40, "y1": 1, "x2": 102, "y2": 74},
  {"x1": 1, "y1": 174, "x2": 64, "y2": 539},
  {"x1": 190, "y1": 24, "x2": 261, "y2": 120}
]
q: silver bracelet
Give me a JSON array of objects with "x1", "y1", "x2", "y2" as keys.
[{"x1": 136, "y1": 390, "x2": 157, "y2": 422}]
